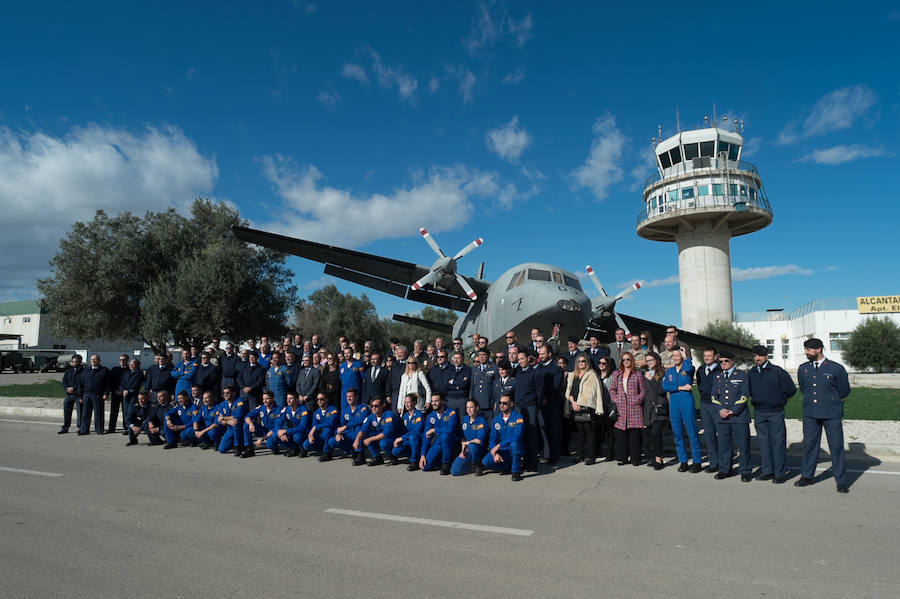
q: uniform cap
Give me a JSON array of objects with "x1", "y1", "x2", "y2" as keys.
[
  {"x1": 803, "y1": 338, "x2": 824, "y2": 350},
  {"x1": 567, "y1": 336, "x2": 579, "y2": 344},
  {"x1": 719, "y1": 350, "x2": 735, "y2": 360},
  {"x1": 750, "y1": 345, "x2": 769, "y2": 356}
]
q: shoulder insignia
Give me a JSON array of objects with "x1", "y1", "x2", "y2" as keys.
[
  {"x1": 514, "y1": 418, "x2": 523, "y2": 424},
  {"x1": 494, "y1": 422, "x2": 501, "y2": 430},
  {"x1": 462, "y1": 422, "x2": 468, "y2": 430}
]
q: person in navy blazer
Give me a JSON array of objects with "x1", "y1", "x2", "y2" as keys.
[
  {"x1": 362, "y1": 351, "x2": 389, "y2": 406},
  {"x1": 794, "y1": 338, "x2": 851, "y2": 493}
]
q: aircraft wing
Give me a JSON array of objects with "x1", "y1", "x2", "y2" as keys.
[{"x1": 232, "y1": 226, "x2": 489, "y2": 312}]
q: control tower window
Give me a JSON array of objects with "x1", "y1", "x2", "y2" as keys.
[
  {"x1": 718, "y1": 141, "x2": 730, "y2": 158},
  {"x1": 697, "y1": 185, "x2": 709, "y2": 196},
  {"x1": 681, "y1": 187, "x2": 694, "y2": 200},
  {"x1": 668, "y1": 190, "x2": 678, "y2": 201},
  {"x1": 700, "y1": 141, "x2": 715, "y2": 157},
  {"x1": 659, "y1": 152, "x2": 671, "y2": 168},
  {"x1": 728, "y1": 144, "x2": 740, "y2": 161},
  {"x1": 669, "y1": 147, "x2": 682, "y2": 165},
  {"x1": 528, "y1": 269, "x2": 551, "y2": 282},
  {"x1": 683, "y1": 143, "x2": 699, "y2": 161},
  {"x1": 712, "y1": 183, "x2": 724, "y2": 195}
]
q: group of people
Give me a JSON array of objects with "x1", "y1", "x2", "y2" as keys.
[{"x1": 56, "y1": 327, "x2": 852, "y2": 491}]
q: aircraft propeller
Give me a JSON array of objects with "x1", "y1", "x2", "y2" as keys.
[
  {"x1": 585, "y1": 265, "x2": 641, "y2": 339},
  {"x1": 411, "y1": 228, "x2": 483, "y2": 300}
]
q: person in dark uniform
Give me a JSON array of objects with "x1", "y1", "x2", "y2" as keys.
[
  {"x1": 585, "y1": 334, "x2": 610, "y2": 369},
  {"x1": 296, "y1": 353, "x2": 321, "y2": 412},
  {"x1": 362, "y1": 351, "x2": 388, "y2": 406},
  {"x1": 145, "y1": 354, "x2": 173, "y2": 397},
  {"x1": 511, "y1": 350, "x2": 541, "y2": 471},
  {"x1": 126, "y1": 391, "x2": 152, "y2": 446},
  {"x1": 237, "y1": 351, "x2": 266, "y2": 410},
  {"x1": 59, "y1": 354, "x2": 84, "y2": 434},
  {"x1": 795, "y1": 338, "x2": 851, "y2": 493},
  {"x1": 220, "y1": 343, "x2": 241, "y2": 392},
  {"x1": 145, "y1": 390, "x2": 173, "y2": 446},
  {"x1": 118, "y1": 358, "x2": 145, "y2": 435},
  {"x1": 193, "y1": 351, "x2": 221, "y2": 396},
  {"x1": 470, "y1": 348, "x2": 496, "y2": 420},
  {"x1": 695, "y1": 347, "x2": 721, "y2": 473},
  {"x1": 427, "y1": 350, "x2": 452, "y2": 402},
  {"x1": 283, "y1": 350, "x2": 301, "y2": 396},
  {"x1": 105, "y1": 354, "x2": 129, "y2": 434},
  {"x1": 78, "y1": 354, "x2": 110, "y2": 435},
  {"x1": 445, "y1": 351, "x2": 472, "y2": 416},
  {"x1": 563, "y1": 336, "x2": 583, "y2": 373},
  {"x1": 491, "y1": 360, "x2": 514, "y2": 417},
  {"x1": 536, "y1": 345, "x2": 563, "y2": 464},
  {"x1": 747, "y1": 345, "x2": 796, "y2": 483},
  {"x1": 710, "y1": 351, "x2": 752, "y2": 481}
]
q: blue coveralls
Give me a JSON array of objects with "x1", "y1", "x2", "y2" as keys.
[
  {"x1": 662, "y1": 360, "x2": 702, "y2": 465},
  {"x1": 749, "y1": 362, "x2": 796, "y2": 479},
  {"x1": 192, "y1": 403, "x2": 223, "y2": 447},
  {"x1": 266, "y1": 365, "x2": 290, "y2": 408},
  {"x1": 711, "y1": 368, "x2": 752, "y2": 475},
  {"x1": 303, "y1": 406, "x2": 339, "y2": 453},
  {"x1": 165, "y1": 403, "x2": 199, "y2": 445},
  {"x1": 243, "y1": 404, "x2": 282, "y2": 450},
  {"x1": 326, "y1": 403, "x2": 370, "y2": 455},
  {"x1": 392, "y1": 409, "x2": 424, "y2": 463},
  {"x1": 451, "y1": 414, "x2": 488, "y2": 475},
  {"x1": 798, "y1": 359, "x2": 851, "y2": 485},
  {"x1": 482, "y1": 410, "x2": 525, "y2": 474},
  {"x1": 339, "y1": 360, "x2": 365, "y2": 413},
  {"x1": 275, "y1": 404, "x2": 311, "y2": 452},
  {"x1": 217, "y1": 397, "x2": 248, "y2": 453},
  {"x1": 358, "y1": 411, "x2": 398, "y2": 459},
  {"x1": 421, "y1": 408, "x2": 460, "y2": 471},
  {"x1": 172, "y1": 358, "x2": 198, "y2": 400}
]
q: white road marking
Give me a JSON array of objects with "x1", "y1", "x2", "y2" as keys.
[
  {"x1": 0, "y1": 466, "x2": 64, "y2": 477},
  {"x1": 325, "y1": 508, "x2": 534, "y2": 537},
  {"x1": 0, "y1": 418, "x2": 58, "y2": 425}
]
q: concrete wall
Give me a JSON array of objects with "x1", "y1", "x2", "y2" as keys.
[{"x1": 677, "y1": 222, "x2": 733, "y2": 333}]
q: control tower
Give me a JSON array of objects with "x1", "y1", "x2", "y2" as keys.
[{"x1": 636, "y1": 119, "x2": 773, "y2": 333}]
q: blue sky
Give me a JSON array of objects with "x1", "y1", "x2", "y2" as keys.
[{"x1": 2, "y1": 1, "x2": 899, "y2": 328}]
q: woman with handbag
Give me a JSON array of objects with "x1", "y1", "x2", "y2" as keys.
[
  {"x1": 565, "y1": 354, "x2": 603, "y2": 465},
  {"x1": 643, "y1": 352, "x2": 669, "y2": 470},
  {"x1": 609, "y1": 351, "x2": 646, "y2": 466},
  {"x1": 396, "y1": 357, "x2": 432, "y2": 413}
]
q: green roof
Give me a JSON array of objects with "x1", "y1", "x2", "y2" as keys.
[{"x1": 0, "y1": 300, "x2": 44, "y2": 316}]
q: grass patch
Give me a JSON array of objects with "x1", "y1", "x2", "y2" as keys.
[
  {"x1": 0, "y1": 380, "x2": 65, "y2": 398},
  {"x1": 693, "y1": 387, "x2": 900, "y2": 421}
]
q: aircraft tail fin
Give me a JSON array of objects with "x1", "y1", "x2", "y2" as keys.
[{"x1": 391, "y1": 314, "x2": 454, "y2": 334}]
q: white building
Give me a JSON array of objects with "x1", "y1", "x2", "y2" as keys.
[{"x1": 734, "y1": 297, "x2": 900, "y2": 371}]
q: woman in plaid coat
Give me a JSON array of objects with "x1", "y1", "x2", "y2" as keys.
[{"x1": 609, "y1": 351, "x2": 646, "y2": 466}]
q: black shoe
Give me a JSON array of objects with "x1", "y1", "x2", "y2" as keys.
[
  {"x1": 678, "y1": 462, "x2": 689, "y2": 472},
  {"x1": 199, "y1": 443, "x2": 210, "y2": 450},
  {"x1": 126, "y1": 440, "x2": 137, "y2": 446},
  {"x1": 794, "y1": 477, "x2": 813, "y2": 487},
  {"x1": 705, "y1": 465, "x2": 717, "y2": 473},
  {"x1": 632, "y1": 462, "x2": 642, "y2": 467},
  {"x1": 653, "y1": 462, "x2": 664, "y2": 471},
  {"x1": 440, "y1": 464, "x2": 451, "y2": 476},
  {"x1": 367, "y1": 456, "x2": 385, "y2": 467},
  {"x1": 163, "y1": 442, "x2": 177, "y2": 449},
  {"x1": 148, "y1": 439, "x2": 163, "y2": 446},
  {"x1": 299, "y1": 449, "x2": 308, "y2": 458},
  {"x1": 241, "y1": 446, "x2": 255, "y2": 458},
  {"x1": 511, "y1": 472, "x2": 523, "y2": 482},
  {"x1": 836, "y1": 484, "x2": 850, "y2": 494},
  {"x1": 105, "y1": 429, "x2": 115, "y2": 435},
  {"x1": 773, "y1": 476, "x2": 787, "y2": 484},
  {"x1": 234, "y1": 446, "x2": 244, "y2": 457},
  {"x1": 77, "y1": 431, "x2": 88, "y2": 436},
  {"x1": 714, "y1": 471, "x2": 732, "y2": 480},
  {"x1": 407, "y1": 463, "x2": 419, "y2": 471},
  {"x1": 390, "y1": 456, "x2": 399, "y2": 466},
  {"x1": 285, "y1": 450, "x2": 299, "y2": 457},
  {"x1": 474, "y1": 463, "x2": 484, "y2": 476},
  {"x1": 272, "y1": 447, "x2": 281, "y2": 455},
  {"x1": 121, "y1": 431, "x2": 128, "y2": 435},
  {"x1": 573, "y1": 455, "x2": 584, "y2": 463},
  {"x1": 58, "y1": 428, "x2": 68, "y2": 434},
  {"x1": 759, "y1": 473, "x2": 775, "y2": 481},
  {"x1": 741, "y1": 474, "x2": 753, "y2": 482},
  {"x1": 585, "y1": 458, "x2": 596, "y2": 466},
  {"x1": 617, "y1": 461, "x2": 627, "y2": 466},
  {"x1": 499, "y1": 469, "x2": 511, "y2": 475},
  {"x1": 318, "y1": 451, "x2": 333, "y2": 462},
  {"x1": 690, "y1": 463, "x2": 702, "y2": 473}
]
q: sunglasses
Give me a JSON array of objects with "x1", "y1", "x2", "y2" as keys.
[
  {"x1": 719, "y1": 359, "x2": 733, "y2": 363},
  {"x1": 577, "y1": 360, "x2": 588, "y2": 363},
  {"x1": 499, "y1": 401, "x2": 510, "y2": 406}
]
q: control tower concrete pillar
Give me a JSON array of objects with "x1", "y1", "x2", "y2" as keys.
[{"x1": 676, "y1": 222, "x2": 733, "y2": 333}]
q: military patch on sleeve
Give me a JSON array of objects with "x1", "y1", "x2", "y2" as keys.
[{"x1": 494, "y1": 422, "x2": 501, "y2": 430}]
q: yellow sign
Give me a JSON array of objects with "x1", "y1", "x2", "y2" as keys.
[{"x1": 857, "y1": 295, "x2": 900, "y2": 314}]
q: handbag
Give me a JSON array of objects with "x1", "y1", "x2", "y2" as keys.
[
  {"x1": 573, "y1": 406, "x2": 594, "y2": 422},
  {"x1": 607, "y1": 403, "x2": 619, "y2": 424}
]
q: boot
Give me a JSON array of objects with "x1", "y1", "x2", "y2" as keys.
[
  {"x1": 352, "y1": 452, "x2": 366, "y2": 466},
  {"x1": 389, "y1": 456, "x2": 399, "y2": 466},
  {"x1": 474, "y1": 462, "x2": 484, "y2": 477},
  {"x1": 368, "y1": 455, "x2": 385, "y2": 467},
  {"x1": 299, "y1": 449, "x2": 308, "y2": 458},
  {"x1": 234, "y1": 446, "x2": 244, "y2": 458},
  {"x1": 318, "y1": 450, "x2": 333, "y2": 462},
  {"x1": 440, "y1": 463, "x2": 451, "y2": 476},
  {"x1": 241, "y1": 445, "x2": 256, "y2": 458}
]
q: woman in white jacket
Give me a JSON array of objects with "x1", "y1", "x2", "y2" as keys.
[
  {"x1": 565, "y1": 355, "x2": 603, "y2": 465},
  {"x1": 397, "y1": 357, "x2": 431, "y2": 413}
]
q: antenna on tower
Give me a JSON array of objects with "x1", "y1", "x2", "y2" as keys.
[
  {"x1": 658, "y1": 124, "x2": 662, "y2": 140},
  {"x1": 704, "y1": 115, "x2": 709, "y2": 126},
  {"x1": 712, "y1": 103, "x2": 717, "y2": 125},
  {"x1": 739, "y1": 119, "x2": 744, "y2": 133},
  {"x1": 733, "y1": 118, "x2": 738, "y2": 132},
  {"x1": 675, "y1": 108, "x2": 681, "y2": 133}
]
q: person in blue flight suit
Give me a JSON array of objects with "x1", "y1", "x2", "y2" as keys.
[
  {"x1": 172, "y1": 350, "x2": 198, "y2": 401},
  {"x1": 445, "y1": 351, "x2": 472, "y2": 416},
  {"x1": 238, "y1": 351, "x2": 266, "y2": 410},
  {"x1": 257, "y1": 338, "x2": 273, "y2": 369},
  {"x1": 393, "y1": 394, "x2": 425, "y2": 471},
  {"x1": 511, "y1": 351, "x2": 541, "y2": 471},
  {"x1": 126, "y1": 391, "x2": 152, "y2": 446},
  {"x1": 339, "y1": 348, "x2": 365, "y2": 413},
  {"x1": 192, "y1": 391, "x2": 223, "y2": 450},
  {"x1": 164, "y1": 391, "x2": 200, "y2": 449},
  {"x1": 193, "y1": 351, "x2": 221, "y2": 396},
  {"x1": 217, "y1": 385, "x2": 248, "y2": 457},
  {"x1": 304, "y1": 393, "x2": 340, "y2": 458},
  {"x1": 353, "y1": 395, "x2": 398, "y2": 466},
  {"x1": 265, "y1": 351, "x2": 290, "y2": 409},
  {"x1": 362, "y1": 351, "x2": 389, "y2": 407},
  {"x1": 482, "y1": 392, "x2": 525, "y2": 481},
  {"x1": 695, "y1": 347, "x2": 721, "y2": 473},
  {"x1": 59, "y1": 354, "x2": 84, "y2": 434},
  {"x1": 275, "y1": 391, "x2": 311, "y2": 457},
  {"x1": 427, "y1": 350, "x2": 453, "y2": 402},
  {"x1": 747, "y1": 345, "x2": 796, "y2": 484},
  {"x1": 536, "y1": 345, "x2": 564, "y2": 465},
  {"x1": 118, "y1": 358, "x2": 144, "y2": 436},
  {"x1": 241, "y1": 390, "x2": 282, "y2": 457},
  {"x1": 144, "y1": 390, "x2": 174, "y2": 446},
  {"x1": 220, "y1": 343, "x2": 241, "y2": 392},
  {"x1": 794, "y1": 338, "x2": 852, "y2": 493},
  {"x1": 469, "y1": 349, "x2": 496, "y2": 420},
  {"x1": 710, "y1": 351, "x2": 753, "y2": 481},
  {"x1": 418, "y1": 393, "x2": 460, "y2": 475},
  {"x1": 79, "y1": 353, "x2": 111, "y2": 435},
  {"x1": 324, "y1": 388, "x2": 370, "y2": 464},
  {"x1": 662, "y1": 347, "x2": 703, "y2": 473},
  {"x1": 491, "y1": 360, "x2": 515, "y2": 417},
  {"x1": 451, "y1": 399, "x2": 488, "y2": 476}
]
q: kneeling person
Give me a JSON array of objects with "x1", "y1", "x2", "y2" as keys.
[
  {"x1": 393, "y1": 394, "x2": 424, "y2": 471},
  {"x1": 164, "y1": 390, "x2": 199, "y2": 448},
  {"x1": 418, "y1": 393, "x2": 460, "y2": 475},
  {"x1": 354, "y1": 396, "x2": 398, "y2": 466},
  {"x1": 242, "y1": 389, "x2": 281, "y2": 458},
  {"x1": 217, "y1": 385, "x2": 248, "y2": 456},
  {"x1": 275, "y1": 391, "x2": 311, "y2": 457},
  {"x1": 126, "y1": 392, "x2": 152, "y2": 446},
  {"x1": 482, "y1": 393, "x2": 525, "y2": 481},
  {"x1": 192, "y1": 391, "x2": 222, "y2": 449},
  {"x1": 324, "y1": 388, "x2": 370, "y2": 464},
  {"x1": 451, "y1": 399, "x2": 488, "y2": 476},
  {"x1": 303, "y1": 394, "x2": 339, "y2": 458}
]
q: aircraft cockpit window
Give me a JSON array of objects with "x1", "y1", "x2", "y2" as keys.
[
  {"x1": 507, "y1": 269, "x2": 527, "y2": 290},
  {"x1": 552, "y1": 271, "x2": 564, "y2": 284},
  {"x1": 528, "y1": 269, "x2": 551, "y2": 282},
  {"x1": 563, "y1": 274, "x2": 581, "y2": 290}
]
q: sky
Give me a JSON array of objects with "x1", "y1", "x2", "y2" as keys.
[{"x1": 2, "y1": 1, "x2": 899, "y2": 329}]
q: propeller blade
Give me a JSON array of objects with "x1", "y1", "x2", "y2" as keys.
[
  {"x1": 455, "y1": 274, "x2": 478, "y2": 301},
  {"x1": 452, "y1": 237, "x2": 483, "y2": 261},
  {"x1": 585, "y1": 265, "x2": 608, "y2": 298},
  {"x1": 419, "y1": 228, "x2": 444, "y2": 258},
  {"x1": 411, "y1": 269, "x2": 442, "y2": 291},
  {"x1": 614, "y1": 313, "x2": 633, "y2": 340},
  {"x1": 614, "y1": 282, "x2": 641, "y2": 302}
]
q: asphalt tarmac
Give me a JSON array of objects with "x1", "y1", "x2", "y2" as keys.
[{"x1": 1, "y1": 417, "x2": 898, "y2": 598}]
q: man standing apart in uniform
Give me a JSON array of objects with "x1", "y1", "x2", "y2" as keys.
[
  {"x1": 59, "y1": 354, "x2": 84, "y2": 434},
  {"x1": 795, "y1": 338, "x2": 851, "y2": 493},
  {"x1": 747, "y1": 345, "x2": 796, "y2": 483},
  {"x1": 695, "y1": 348, "x2": 721, "y2": 473},
  {"x1": 79, "y1": 354, "x2": 110, "y2": 435},
  {"x1": 710, "y1": 351, "x2": 752, "y2": 481}
]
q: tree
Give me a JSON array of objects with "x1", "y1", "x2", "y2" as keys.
[
  {"x1": 38, "y1": 198, "x2": 297, "y2": 353},
  {"x1": 293, "y1": 285, "x2": 388, "y2": 351},
  {"x1": 699, "y1": 319, "x2": 757, "y2": 348},
  {"x1": 842, "y1": 317, "x2": 900, "y2": 373}
]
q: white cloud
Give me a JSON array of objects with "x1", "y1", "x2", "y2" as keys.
[
  {"x1": 367, "y1": 47, "x2": 418, "y2": 105},
  {"x1": 445, "y1": 65, "x2": 476, "y2": 104},
  {"x1": 184, "y1": 68, "x2": 196, "y2": 80},
  {"x1": 302, "y1": 275, "x2": 337, "y2": 290},
  {"x1": 317, "y1": 90, "x2": 340, "y2": 109},
  {"x1": 463, "y1": 2, "x2": 533, "y2": 54},
  {"x1": 618, "y1": 275, "x2": 680, "y2": 290},
  {"x1": 732, "y1": 265, "x2": 813, "y2": 281},
  {"x1": 0, "y1": 124, "x2": 218, "y2": 301},
  {"x1": 486, "y1": 116, "x2": 532, "y2": 163},
  {"x1": 778, "y1": 85, "x2": 878, "y2": 144},
  {"x1": 428, "y1": 77, "x2": 440, "y2": 93},
  {"x1": 741, "y1": 136, "x2": 762, "y2": 157},
  {"x1": 502, "y1": 67, "x2": 525, "y2": 85},
  {"x1": 800, "y1": 144, "x2": 891, "y2": 165},
  {"x1": 572, "y1": 114, "x2": 626, "y2": 201},
  {"x1": 341, "y1": 62, "x2": 369, "y2": 84},
  {"x1": 259, "y1": 158, "x2": 504, "y2": 246}
]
